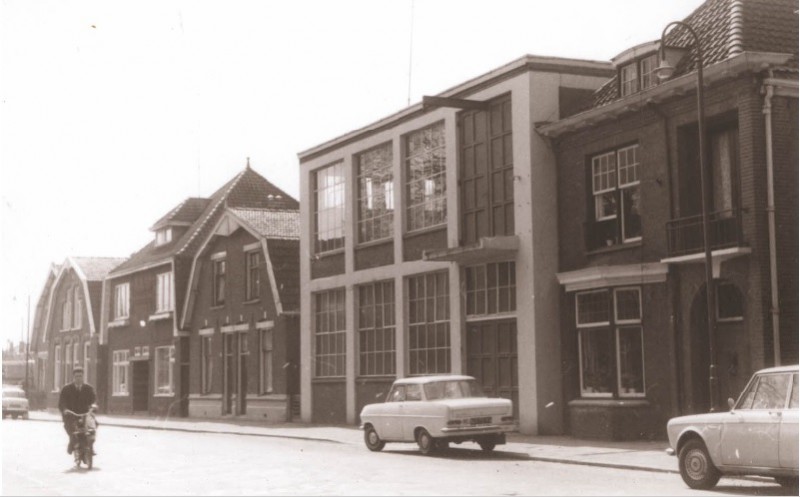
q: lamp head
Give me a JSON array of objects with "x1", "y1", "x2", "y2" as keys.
[{"x1": 655, "y1": 58, "x2": 676, "y2": 81}]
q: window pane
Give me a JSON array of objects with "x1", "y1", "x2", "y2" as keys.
[
  {"x1": 617, "y1": 326, "x2": 644, "y2": 395},
  {"x1": 621, "y1": 186, "x2": 641, "y2": 240},
  {"x1": 614, "y1": 288, "x2": 641, "y2": 322},
  {"x1": 576, "y1": 290, "x2": 610, "y2": 326},
  {"x1": 357, "y1": 282, "x2": 396, "y2": 376},
  {"x1": 580, "y1": 329, "x2": 613, "y2": 395},
  {"x1": 314, "y1": 289, "x2": 346, "y2": 377},
  {"x1": 407, "y1": 272, "x2": 450, "y2": 375},
  {"x1": 750, "y1": 373, "x2": 791, "y2": 410},
  {"x1": 357, "y1": 143, "x2": 394, "y2": 243},
  {"x1": 717, "y1": 281, "x2": 743, "y2": 320},
  {"x1": 314, "y1": 163, "x2": 346, "y2": 252},
  {"x1": 406, "y1": 123, "x2": 446, "y2": 231}
]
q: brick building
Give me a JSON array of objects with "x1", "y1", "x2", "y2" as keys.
[
  {"x1": 38, "y1": 257, "x2": 125, "y2": 412},
  {"x1": 29, "y1": 263, "x2": 61, "y2": 404},
  {"x1": 538, "y1": 0, "x2": 798, "y2": 439},
  {"x1": 101, "y1": 165, "x2": 298, "y2": 417},
  {"x1": 180, "y1": 206, "x2": 300, "y2": 421},
  {"x1": 298, "y1": 55, "x2": 613, "y2": 434}
]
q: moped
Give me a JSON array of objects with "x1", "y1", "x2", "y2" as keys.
[{"x1": 64, "y1": 405, "x2": 98, "y2": 469}]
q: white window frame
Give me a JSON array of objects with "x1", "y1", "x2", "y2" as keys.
[
  {"x1": 213, "y1": 258, "x2": 226, "y2": 306},
  {"x1": 313, "y1": 162, "x2": 346, "y2": 254},
  {"x1": 73, "y1": 342, "x2": 79, "y2": 370},
  {"x1": 260, "y1": 329, "x2": 273, "y2": 394},
  {"x1": 155, "y1": 228, "x2": 172, "y2": 247},
  {"x1": 620, "y1": 62, "x2": 638, "y2": 96},
  {"x1": 65, "y1": 343, "x2": 72, "y2": 381},
  {"x1": 114, "y1": 283, "x2": 130, "y2": 320},
  {"x1": 592, "y1": 152, "x2": 617, "y2": 222},
  {"x1": 73, "y1": 286, "x2": 82, "y2": 329},
  {"x1": 245, "y1": 250, "x2": 261, "y2": 302},
  {"x1": 575, "y1": 289, "x2": 611, "y2": 328},
  {"x1": 154, "y1": 346, "x2": 175, "y2": 396},
  {"x1": 616, "y1": 145, "x2": 641, "y2": 243},
  {"x1": 201, "y1": 335, "x2": 213, "y2": 395},
  {"x1": 84, "y1": 342, "x2": 91, "y2": 384},
  {"x1": 639, "y1": 54, "x2": 658, "y2": 91},
  {"x1": 404, "y1": 122, "x2": 447, "y2": 232},
  {"x1": 112, "y1": 350, "x2": 129, "y2": 396},
  {"x1": 156, "y1": 272, "x2": 174, "y2": 313},
  {"x1": 613, "y1": 287, "x2": 642, "y2": 324},
  {"x1": 616, "y1": 326, "x2": 646, "y2": 399},
  {"x1": 54, "y1": 345, "x2": 62, "y2": 390}
]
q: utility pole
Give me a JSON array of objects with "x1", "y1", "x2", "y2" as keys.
[{"x1": 25, "y1": 296, "x2": 31, "y2": 392}]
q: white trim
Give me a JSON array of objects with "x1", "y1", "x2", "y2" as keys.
[
  {"x1": 243, "y1": 241, "x2": 261, "y2": 252},
  {"x1": 148, "y1": 312, "x2": 173, "y2": 322},
  {"x1": 210, "y1": 251, "x2": 227, "y2": 261},
  {"x1": 198, "y1": 327, "x2": 215, "y2": 336},
  {"x1": 261, "y1": 238, "x2": 284, "y2": 315},
  {"x1": 221, "y1": 323, "x2": 250, "y2": 333},
  {"x1": 575, "y1": 289, "x2": 611, "y2": 328},
  {"x1": 255, "y1": 320, "x2": 275, "y2": 330},
  {"x1": 660, "y1": 247, "x2": 751, "y2": 279},
  {"x1": 107, "y1": 259, "x2": 171, "y2": 280},
  {"x1": 108, "y1": 318, "x2": 129, "y2": 328},
  {"x1": 557, "y1": 263, "x2": 668, "y2": 293},
  {"x1": 613, "y1": 287, "x2": 642, "y2": 325}
]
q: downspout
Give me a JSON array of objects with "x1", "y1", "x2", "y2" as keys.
[
  {"x1": 649, "y1": 101, "x2": 682, "y2": 414},
  {"x1": 762, "y1": 77, "x2": 780, "y2": 366}
]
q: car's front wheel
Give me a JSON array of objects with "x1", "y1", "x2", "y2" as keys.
[
  {"x1": 416, "y1": 429, "x2": 435, "y2": 455},
  {"x1": 678, "y1": 439, "x2": 720, "y2": 489},
  {"x1": 478, "y1": 439, "x2": 496, "y2": 452},
  {"x1": 363, "y1": 425, "x2": 385, "y2": 452},
  {"x1": 774, "y1": 476, "x2": 799, "y2": 489}
]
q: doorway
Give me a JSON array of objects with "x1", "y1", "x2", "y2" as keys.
[
  {"x1": 466, "y1": 319, "x2": 518, "y2": 418},
  {"x1": 132, "y1": 360, "x2": 149, "y2": 413}
]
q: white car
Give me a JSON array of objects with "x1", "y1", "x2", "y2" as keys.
[
  {"x1": 359, "y1": 375, "x2": 515, "y2": 455},
  {"x1": 666, "y1": 365, "x2": 798, "y2": 490},
  {"x1": 2, "y1": 385, "x2": 30, "y2": 419}
]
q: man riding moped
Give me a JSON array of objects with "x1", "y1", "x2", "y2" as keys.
[{"x1": 58, "y1": 367, "x2": 97, "y2": 456}]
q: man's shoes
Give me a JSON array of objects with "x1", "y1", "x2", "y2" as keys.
[{"x1": 67, "y1": 442, "x2": 73, "y2": 455}]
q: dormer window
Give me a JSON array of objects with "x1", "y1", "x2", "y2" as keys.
[
  {"x1": 155, "y1": 228, "x2": 172, "y2": 246},
  {"x1": 639, "y1": 54, "x2": 659, "y2": 91},
  {"x1": 620, "y1": 63, "x2": 638, "y2": 97},
  {"x1": 614, "y1": 42, "x2": 661, "y2": 98}
]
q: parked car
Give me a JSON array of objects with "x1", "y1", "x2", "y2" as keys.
[
  {"x1": 666, "y1": 365, "x2": 798, "y2": 490},
  {"x1": 359, "y1": 375, "x2": 515, "y2": 455},
  {"x1": 2, "y1": 385, "x2": 30, "y2": 419}
]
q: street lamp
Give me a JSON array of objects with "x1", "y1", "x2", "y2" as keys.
[{"x1": 657, "y1": 21, "x2": 719, "y2": 413}]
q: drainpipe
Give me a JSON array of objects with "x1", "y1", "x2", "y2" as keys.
[{"x1": 762, "y1": 77, "x2": 780, "y2": 366}]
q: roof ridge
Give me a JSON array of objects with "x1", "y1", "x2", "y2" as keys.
[
  {"x1": 727, "y1": 0, "x2": 745, "y2": 57},
  {"x1": 175, "y1": 168, "x2": 249, "y2": 255}
]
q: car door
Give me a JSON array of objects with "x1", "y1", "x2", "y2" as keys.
[
  {"x1": 779, "y1": 373, "x2": 799, "y2": 469},
  {"x1": 721, "y1": 372, "x2": 791, "y2": 468},
  {"x1": 379, "y1": 385, "x2": 405, "y2": 441},
  {"x1": 401, "y1": 384, "x2": 425, "y2": 441}
]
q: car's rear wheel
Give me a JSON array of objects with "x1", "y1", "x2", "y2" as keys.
[
  {"x1": 363, "y1": 425, "x2": 385, "y2": 452},
  {"x1": 678, "y1": 439, "x2": 720, "y2": 489},
  {"x1": 478, "y1": 439, "x2": 496, "y2": 452},
  {"x1": 774, "y1": 476, "x2": 799, "y2": 489},
  {"x1": 416, "y1": 429, "x2": 435, "y2": 455}
]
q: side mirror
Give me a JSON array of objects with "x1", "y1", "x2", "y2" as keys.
[{"x1": 727, "y1": 398, "x2": 735, "y2": 411}]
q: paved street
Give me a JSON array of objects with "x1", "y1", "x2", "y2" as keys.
[{"x1": 2, "y1": 419, "x2": 792, "y2": 496}]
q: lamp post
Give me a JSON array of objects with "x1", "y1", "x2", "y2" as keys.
[{"x1": 656, "y1": 21, "x2": 718, "y2": 412}]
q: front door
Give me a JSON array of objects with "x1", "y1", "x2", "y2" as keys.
[
  {"x1": 467, "y1": 319, "x2": 518, "y2": 418},
  {"x1": 132, "y1": 360, "x2": 149, "y2": 412},
  {"x1": 459, "y1": 95, "x2": 514, "y2": 245}
]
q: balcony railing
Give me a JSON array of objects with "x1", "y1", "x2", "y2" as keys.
[{"x1": 666, "y1": 209, "x2": 742, "y2": 257}]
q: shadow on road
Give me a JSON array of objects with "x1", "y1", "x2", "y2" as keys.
[
  {"x1": 382, "y1": 446, "x2": 529, "y2": 462},
  {"x1": 62, "y1": 466, "x2": 100, "y2": 474},
  {"x1": 710, "y1": 483, "x2": 792, "y2": 496}
]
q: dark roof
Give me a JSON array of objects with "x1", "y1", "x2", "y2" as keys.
[
  {"x1": 593, "y1": 0, "x2": 799, "y2": 108},
  {"x1": 150, "y1": 198, "x2": 211, "y2": 230},
  {"x1": 72, "y1": 257, "x2": 126, "y2": 281},
  {"x1": 111, "y1": 167, "x2": 299, "y2": 276},
  {"x1": 229, "y1": 208, "x2": 300, "y2": 240}
]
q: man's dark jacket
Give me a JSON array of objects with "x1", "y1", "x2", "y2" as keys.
[{"x1": 58, "y1": 383, "x2": 96, "y2": 415}]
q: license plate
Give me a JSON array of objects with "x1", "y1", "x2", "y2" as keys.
[{"x1": 469, "y1": 416, "x2": 491, "y2": 425}]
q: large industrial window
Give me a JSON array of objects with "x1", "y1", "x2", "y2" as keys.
[
  {"x1": 314, "y1": 289, "x2": 346, "y2": 377},
  {"x1": 405, "y1": 122, "x2": 446, "y2": 232},
  {"x1": 408, "y1": 272, "x2": 450, "y2": 375},
  {"x1": 314, "y1": 162, "x2": 346, "y2": 253},
  {"x1": 357, "y1": 143, "x2": 394, "y2": 243},
  {"x1": 464, "y1": 261, "x2": 516, "y2": 316},
  {"x1": 576, "y1": 287, "x2": 644, "y2": 398},
  {"x1": 358, "y1": 281, "x2": 395, "y2": 376}
]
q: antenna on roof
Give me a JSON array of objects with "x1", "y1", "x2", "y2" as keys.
[
  {"x1": 246, "y1": 157, "x2": 251, "y2": 170},
  {"x1": 406, "y1": 0, "x2": 415, "y2": 106}
]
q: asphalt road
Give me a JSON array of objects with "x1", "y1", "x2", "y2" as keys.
[{"x1": 1, "y1": 419, "x2": 793, "y2": 496}]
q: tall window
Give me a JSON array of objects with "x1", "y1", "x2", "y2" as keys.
[
  {"x1": 213, "y1": 259, "x2": 226, "y2": 306},
  {"x1": 62, "y1": 294, "x2": 72, "y2": 330},
  {"x1": 260, "y1": 329, "x2": 273, "y2": 394},
  {"x1": 358, "y1": 281, "x2": 395, "y2": 376},
  {"x1": 84, "y1": 342, "x2": 90, "y2": 384},
  {"x1": 200, "y1": 336, "x2": 213, "y2": 394},
  {"x1": 155, "y1": 346, "x2": 175, "y2": 395},
  {"x1": 589, "y1": 144, "x2": 641, "y2": 248},
  {"x1": 709, "y1": 126, "x2": 740, "y2": 214},
  {"x1": 246, "y1": 251, "x2": 261, "y2": 301},
  {"x1": 314, "y1": 289, "x2": 346, "y2": 377},
  {"x1": 576, "y1": 287, "x2": 645, "y2": 398},
  {"x1": 464, "y1": 262, "x2": 516, "y2": 316},
  {"x1": 65, "y1": 343, "x2": 72, "y2": 380},
  {"x1": 405, "y1": 122, "x2": 446, "y2": 231},
  {"x1": 112, "y1": 350, "x2": 129, "y2": 395},
  {"x1": 639, "y1": 54, "x2": 658, "y2": 91},
  {"x1": 621, "y1": 55, "x2": 659, "y2": 97},
  {"x1": 408, "y1": 272, "x2": 450, "y2": 375},
  {"x1": 73, "y1": 286, "x2": 82, "y2": 328},
  {"x1": 156, "y1": 272, "x2": 174, "y2": 313},
  {"x1": 314, "y1": 162, "x2": 346, "y2": 253},
  {"x1": 73, "y1": 343, "x2": 79, "y2": 370},
  {"x1": 620, "y1": 63, "x2": 638, "y2": 96},
  {"x1": 54, "y1": 345, "x2": 62, "y2": 389},
  {"x1": 357, "y1": 142, "x2": 394, "y2": 243},
  {"x1": 114, "y1": 283, "x2": 130, "y2": 320}
]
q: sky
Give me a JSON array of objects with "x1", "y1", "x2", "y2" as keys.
[{"x1": 0, "y1": 0, "x2": 704, "y2": 345}]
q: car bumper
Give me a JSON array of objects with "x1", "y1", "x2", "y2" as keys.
[
  {"x1": 3, "y1": 407, "x2": 29, "y2": 414},
  {"x1": 440, "y1": 423, "x2": 516, "y2": 434}
]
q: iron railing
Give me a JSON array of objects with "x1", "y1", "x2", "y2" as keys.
[{"x1": 666, "y1": 209, "x2": 742, "y2": 257}]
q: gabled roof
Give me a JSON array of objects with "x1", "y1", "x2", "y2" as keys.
[
  {"x1": 150, "y1": 198, "x2": 211, "y2": 230},
  {"x1": 593, "y1": 0, "x2": 799, "y2": 108},
  {"x1": 71, "y1": 257, "x2": 126, "y2": 281},
  {"x1": 109, "y1": 166, "x2": 299, "y2": 277},
  {"x1": 228, "y1": 208, "x2": 300, "y2": 240},
  {"x1": 31, "y1": 263, "x2": 62, "y2": 349}
]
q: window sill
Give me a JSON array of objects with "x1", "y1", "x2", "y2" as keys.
[
  {"x1": 243, "y1": 299, "x2": 261, "y2": 306},
  {"x1": 314, "y1": 248, "x2": 345, "y2": 259},
  {"x1": 154, "y1": 393, "x2": 175, "y2": 397},
  {"x1": 112, "y1": 393, "x2": 129, "y2": 397},
  {"x1": 356, "y1": 375, "x2": 396, "y2": 383},
  {"x1": 149, "y1": 312, "x2": 173, "y2": 322},
  {"x1": 355, "y1": 238, "x2": 393, "y2": 250},
  {"x1": 209, "y1": 305, "x2": 225, "y2": 310},
  {"x1": 312, "y1": 377, "x2": 346, "y2": 383},
  {"x1": 568, "y1": 398, "x2": 649, "y2": 408},
  {"x1": 404, "y1": 225, "x2": 446, "y2": 239},
  {"x1": 108, "y1": 319, "x2": 130, "y2": 328},
  {"x1": 587, "y1": 240, "x2": 643, "y2": 256}
]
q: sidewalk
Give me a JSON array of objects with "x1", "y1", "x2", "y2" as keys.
[{"x1": 27, "y1": 411, "x2": 676, "y2": 474}]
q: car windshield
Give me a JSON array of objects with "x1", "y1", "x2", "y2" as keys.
[
  {"x1": 3, "y1": 390, "x2": 25, "y2": 399},
  {"x1": 423, "y1": 380, "x2": 486, "y2": 400}
]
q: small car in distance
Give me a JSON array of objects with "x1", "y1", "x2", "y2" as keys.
[
  {"x1": 359, "y1": 375, "x2": 515, "y2": 455},
  {"x1": 666, "y1": 365, "x2": 798, "y2": 490},
  {"x1": 2, "y1": 385, "x2": 30, "y2": 419}
]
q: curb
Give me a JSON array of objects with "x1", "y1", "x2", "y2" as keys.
[{"x1": 28, "y1": 416, "x2": 676, "y2": 475}]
